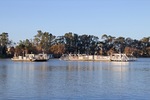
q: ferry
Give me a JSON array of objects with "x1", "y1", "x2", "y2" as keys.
[
  {"x1": 110, "y1": 53, "x2": 136, "y2": 62},
  {"x1": 60, "y1": 53, "x2": 136, "y2": 62},
  {"x1": 11, "y1": 53, "x2": 50, "y2": 62}
]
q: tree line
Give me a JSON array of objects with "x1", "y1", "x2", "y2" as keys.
[{"x1": 0, "y1": 30, "x2": 150, "y2": 58}]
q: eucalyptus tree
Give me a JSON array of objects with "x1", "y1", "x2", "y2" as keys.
[
  {"x1": 124, "y1": 37, "x2": 135, "y2": 55},
  {"x1": 140, "y1": 37, "x2": 150, "y2": 56},
  {"x1": 73, "y1": 34, "x2": 79, "y2": 54},
  {"x1": 140, "y1": 37, "x2": 150, "y2": 43},
  {"x1": 54, "y1": 36, "x2": 65, "y2": 44},
  {"x1": 50, "y1": 43, "x2": 65, "y2": 57},
  {"x1": 77, "y1": 34, "x2": 99, "y2": 54},
  {"x1": 50, "y1": 35, "x2": 66, "y2": 56},
  {"x1": 97, "y1": 41, "x2": 104, "y2": 55},
  {"x1": 140, "y1": 37, "x2": 150, "y2": 48},
  {"x1": 15, "y1": 40, "x2": 26, "y2": 56},
  {"x1": 125, "y1": 37, "x2": 134, "y2": 47},
  {"x1": 64, "y1": 32, "x2": 75, "y2": 53},
  {"x1": 0, "y1": 32, "x2": 9, "y2": 46},
  {"x1": 15, "y1": 39, "x2": 36, "y2": 56},
  {"x1": 78, "y1": 34, "x2": 90, "y2": 54},
  {"x1": 34, "y1": 30, "x2": 55, "y2": 53},
  {"x1": 101, "y1": 34, "x2": 115, "y2": 44},
  {"x1": 88, "y1": 35, "x2": 99, "y2": 55},
  {"x1": 0, "y1": 32, "x2": 10, "y2": 57},
  {"x1": 63, "y1": 33, "x2": 100, "y2": 54},
  {"x1": 101, "y1": 34, "x2": 116, "y2": 55},
  {"x1": 114, "y1": 37, "x2": 126, "y2": 53},
  {"x1": 101, "y1": 34, "x2": 108, "y2": 41}
]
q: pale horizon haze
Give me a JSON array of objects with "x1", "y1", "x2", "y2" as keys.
[{"x1": 0, "y1": 0, "x2": 150, "y2": 43}]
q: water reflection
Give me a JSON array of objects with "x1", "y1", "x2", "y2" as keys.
[
  {"x1": 0, "y1": 59, "x2": 150, "y2": 99},
  {"x1": 111, "y1": 62, "x2": 129, "y2": 66},
  {"x1": 66, "y1": 61, "x2": 129, "y2": 72},
  {"x1": 9, "y1": 60, "x2": 130, "y2": 73}
]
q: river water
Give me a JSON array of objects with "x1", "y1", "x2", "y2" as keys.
[{"x1": 0, "y1": 58, "x2": 150, "y2": 100}]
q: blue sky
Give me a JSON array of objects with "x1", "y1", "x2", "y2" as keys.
[{"x1": 0, "y1": 0, "x2": 150, "y2": 42}]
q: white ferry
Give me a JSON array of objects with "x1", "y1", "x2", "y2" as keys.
[
  {"x1": 60, "y1": 53, "x2": 136, "y2": 62},
  {"x1": 110, "y1": 53, "x2": 136, "y2": 62},
  {"x1": 11, "y1": 53, "x2": 50, "y2": 62}
]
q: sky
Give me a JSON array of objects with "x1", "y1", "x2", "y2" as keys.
[{"x1": 0, "y1": 0, "x2": 150, "y2": 42}]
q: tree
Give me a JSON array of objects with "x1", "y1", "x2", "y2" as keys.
[
  {"x1": 101, "y1": 34, "x2": 108, "y2": 41},
  {"x1": 88, "y1": 35, "x2": 99, "y2": 55},
  {"x1": 101, "y1": 34, "x2": 115, "y2": 44},
  {"x1": 0, "y1": 32, "x2": 11, "y2": 57},
  {"x1": 15, "y1": 39, "x2": 37, "y2": 56},
  {"x1": 101, "y1": 34, "x2": 116, "y2": 55},
  {"x1": 140, "y1": 37, "x2": 150, "y2": 56},
  {"x1": 34, "y1": 30, "x2": 55, "y2": 53},
  {"x1": 63, "y1": 32, "x2": 80, "y2": 54},
  {"x1": 78, "y1": 34, "x2": 89, "y2": 54},
  {"x1": 64, "y1": 32, "x2": 74, "y2": 53},
  {"x1": 50, "y1": 43, "x2": 65, "y2": 57},
  {"x1": 0, "y1": 32, "x2": 9, "y2": 46},
  {"x1": 114, "y1": 37, "x2": 125, "y2": 53}
]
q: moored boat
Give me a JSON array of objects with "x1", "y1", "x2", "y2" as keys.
[
  {"x1": 110, "y1": 53, "x2": 136, "y2": 62},
  {"x1": 11, "y1": 53, "x2": 50, "y2": 62},
  {"x1": 60, "y1": 53, "x2": 136, "y2": 62}
]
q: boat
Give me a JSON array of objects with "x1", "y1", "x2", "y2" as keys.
[
  {"x1": 60, "y1": 54, "x2": 110, "y2": 61},
  {"x1": 110, "y1": 53, "x2": 136, "y2": 62},
  {"x1": 60, "y1": 53, "x2": 136, "y2": 62},
  {"x1": 11, "y1": 53, "x2": 50, "y2": 62}
]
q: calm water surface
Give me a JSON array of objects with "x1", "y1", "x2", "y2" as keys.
[{"x1": 0, "y1": 58, "x2": 150, "y2": 100}]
